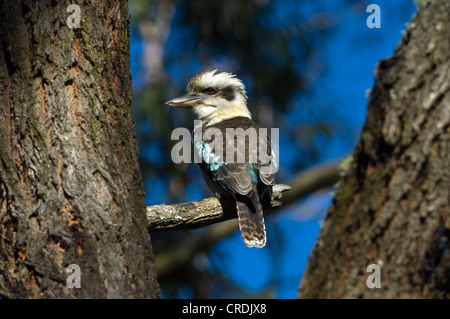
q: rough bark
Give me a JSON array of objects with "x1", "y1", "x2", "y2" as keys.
[
  {"x1": 298, "y1": 0, "x2": 450, "y2": 298},
  {"x1": 0, "y1": 0, "x2": 160, "y2": 298}
]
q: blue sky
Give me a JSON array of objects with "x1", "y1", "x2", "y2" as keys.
[{"x1": 131, "y1": 0, "x2": 417, "y2": 298}]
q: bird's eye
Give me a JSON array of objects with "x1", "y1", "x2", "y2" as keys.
[{"x1": 202, "y1": 87, "x2": 217, "y2": 95}]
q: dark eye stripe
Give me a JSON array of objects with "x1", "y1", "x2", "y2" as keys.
[{"x1": 221, "y1": 85, "x2": 235, "y2": 101}]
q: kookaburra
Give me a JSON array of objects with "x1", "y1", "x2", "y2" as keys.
[{"x1": 166, "y1": 69, "x2": 276, "y2": 248}]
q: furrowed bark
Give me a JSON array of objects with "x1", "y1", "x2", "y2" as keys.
[
  {"x1": 0, "y1": 0, "x2": 160, "y2": 298},
  {"x1": 298, "y1": 0, "x2": 450, "y2": 298}
]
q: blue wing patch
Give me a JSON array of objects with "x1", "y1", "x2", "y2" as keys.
[
  {"x1": 195, "y1": 140, "x2": 227, "y2": 171},
  {"x1": 248, "y1": 163, "x2": 258, "y2": 183}
]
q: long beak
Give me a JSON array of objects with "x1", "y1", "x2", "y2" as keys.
[{"x1": 165, "y1": 94, "x2": 203, "y2": 108}]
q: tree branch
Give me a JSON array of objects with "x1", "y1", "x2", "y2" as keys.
[
  {"x1": 147, "y1": 160, "x2": 343, "y2": 234},
  {"x1": 147, "y1": 184, "x2": 291, "y2": 232},
  {"x1": 280, "y1": 159, "x2": 343, "y2": 206},
  {"x1": 150, "y1": 160, "x2": 344, "y2": 280}
]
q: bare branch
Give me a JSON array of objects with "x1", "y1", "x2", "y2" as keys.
[
  {"x1": 147, "y1": 160, "x2": 343, "y2": 233},
  {"x1": 147, "y1": 184, "x2": 292, "y2": 232},
  {"x1": 151, "y1": 160, "x2": 343, "y2": 280},
  {"x1": 280, "y1": 159, "x2": 343, "y2": 206}
]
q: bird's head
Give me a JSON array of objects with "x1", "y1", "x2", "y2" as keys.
[{"x1": 166, "y1": 69, "x2": 251, "y2": 125}]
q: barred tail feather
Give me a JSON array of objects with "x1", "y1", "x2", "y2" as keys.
[{"x1": 236, "y1": 201, "x2": 266, "y2": 248}]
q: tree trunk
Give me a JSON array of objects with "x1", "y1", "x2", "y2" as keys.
[
  {"x1": 298, "y1": 0, "x2": 450, "y2": 298},
  {"x1": 0, "y1": 0, "x2": 160, "y2": 298}
]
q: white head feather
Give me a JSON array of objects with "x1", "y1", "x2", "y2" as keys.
[{"x1": 187, "y1": 69, "x2": 251, "y2": 125}]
